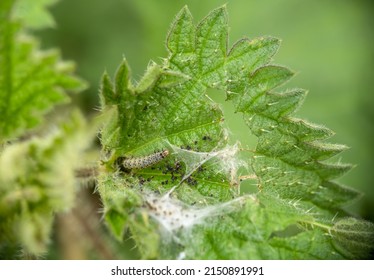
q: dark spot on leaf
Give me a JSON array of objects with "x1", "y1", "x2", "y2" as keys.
[
  {"x1": 174, "y1": 162, "x2": 182, "y2": 171},
  {"x1": 202, "y1": 135, "x2": 212, "y2": 141},
  {"x1": 198, "y1": 166, "x2": 205, "y2": 172},
  {"x1": 186, "y1": 177, "x2": 197, "y2": 186}
]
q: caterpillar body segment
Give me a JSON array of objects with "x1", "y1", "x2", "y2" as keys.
[{"x1": 121, "y1": 150, "x2": 169, "y2": 170}]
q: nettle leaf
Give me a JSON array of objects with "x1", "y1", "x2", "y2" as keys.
[
  {"x1": 0, "y1": 0, "x2": 86, "y2": 142},
  {"x1": 98, "y1": 6, "x2": 374, "y2": 259},
  {"x1": 331, "y1": 218, "x2": 374, "y2": 259},
  {"x1": 0, "y1": 0, "x2": 90, "y2": 257},
  {"x1": 0, "y1": 111, "x2": 91, "y2": 255}
]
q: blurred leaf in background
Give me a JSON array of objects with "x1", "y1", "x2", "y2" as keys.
[{"x1": 37, "y1": 0, "x2": 374, "y2": 237}]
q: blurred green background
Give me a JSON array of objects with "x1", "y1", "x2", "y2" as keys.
[{"x1": 36, "y1": 0, "x2": 374, "y2": 256}]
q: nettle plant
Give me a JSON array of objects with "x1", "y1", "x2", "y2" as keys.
[{"x1": 1, "y1": 1, "x2": 373, "y2": 259}]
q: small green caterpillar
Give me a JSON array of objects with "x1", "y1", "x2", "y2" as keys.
[{"x1": 121, "y1": 150, "x2": 169, "y2": 169}]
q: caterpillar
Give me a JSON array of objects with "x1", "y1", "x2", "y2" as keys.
[{"x1": 121, "y1": 150, "x2": 169, "y2": 170}]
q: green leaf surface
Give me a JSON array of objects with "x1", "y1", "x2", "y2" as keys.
[
  {"x1": 0, "y1": 0, "x2": 86, "y2": 142},
  {"x1": 331, "y1": 218, "x2": 374, "y2": 259},
  {"x1": 98, "y1": 6, "x2": 374, "y2": 259}
]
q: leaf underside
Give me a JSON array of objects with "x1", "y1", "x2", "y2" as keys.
[{"x1": 98, "y1": 6, "x2": 374, "y2": 259}]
